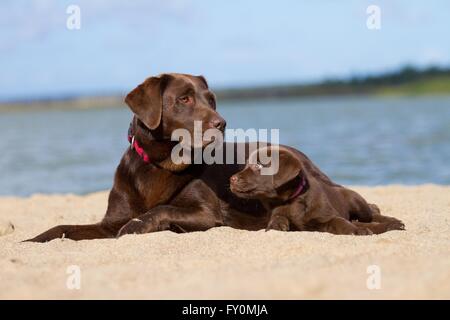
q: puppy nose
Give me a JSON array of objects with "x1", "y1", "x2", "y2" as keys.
[{"x1": 210, "y1": 118, "x2": 226, "y2": 130}]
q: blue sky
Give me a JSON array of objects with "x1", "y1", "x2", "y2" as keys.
[{"x1": 0, "y1": 0, "x2": 449, "y2": 100}]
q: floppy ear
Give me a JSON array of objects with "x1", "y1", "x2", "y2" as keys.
[
  {"x1": 273, "y1": 151, "x2": 302, "y2": 188},
  {"x1": 125, "y1": 75, "x2": 168, "y2": 130}
]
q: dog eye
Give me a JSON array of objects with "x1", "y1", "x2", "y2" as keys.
[
  {"x1": 179, "y1": 95, "x2": 192, "y2": 104},
  {"x1": 208, "y1": 97, "x2": 216, "y2": 107},
  {"x1": 253, "y1": 163, "x2": 263, "y2": 170}
]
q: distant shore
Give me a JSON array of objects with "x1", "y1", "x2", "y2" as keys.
[
  {"x1": 0, "y1": 96, "x2": 123, "y2": 113},
  {"x1": 2, "y1": 66, "x2": 450, "y2": 112}
]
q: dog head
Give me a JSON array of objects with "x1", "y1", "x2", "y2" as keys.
[
  {"x1": 125, "y1": 73, "x2": 226, "y2": 147},
  {"x1": 230, "y1": 146, "x2": 304, "y2": 200}
]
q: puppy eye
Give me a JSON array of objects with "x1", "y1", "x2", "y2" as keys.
[
  {"x1": 254, "y1": 163, "x2": 263, "y2": 170},
  {"x1": 179, "y1": 95, "x2": 192, "y2": 104},
  {"x1": 208, "y1": 97, "x2": 216, "y2": 107}
]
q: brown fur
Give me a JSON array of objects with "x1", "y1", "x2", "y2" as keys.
[
  {"x1": 229, "y1": 146, "x2": 405, "y2": 235},
  {"x1": 27, "y1": 74, "x2": 266, "y2": 242},
  {"x1": 26, "y1": 73, "x2": 403, "y2": 242}
]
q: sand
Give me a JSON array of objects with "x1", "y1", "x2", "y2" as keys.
[{"x1": 0, "y1": 185, "x2": 449, "y2": 299}]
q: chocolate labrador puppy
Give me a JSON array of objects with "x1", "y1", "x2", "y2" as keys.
[{"x1": 230, "y1": 146, "x2": 405, "y2": 235}]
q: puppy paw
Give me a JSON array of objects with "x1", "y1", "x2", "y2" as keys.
[
  {"x1": 266, "y1": 217, "x2": 290, "y2": 232},
  {"x1": 354, "y1": 227, "x2": 373, "y2": 236}
]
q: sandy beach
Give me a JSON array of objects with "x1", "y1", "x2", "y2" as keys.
[{"x1": 0, "y1": 185, "x2": 449, "y2": 299}]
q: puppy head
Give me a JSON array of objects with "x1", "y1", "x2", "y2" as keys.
[
  {"x1": 125, "y1": 73, "x2": 226, "y2": 146},
  {"x1": 230, "y1": 146, "x2": 303, "y2": 200}
]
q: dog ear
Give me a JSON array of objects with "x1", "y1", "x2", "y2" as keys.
[
  {"x1": 273, "y1": 150, "x2": 302, "y2": 188},
  {"x1": 196, "y1": 75, "x2": 209, "y2": 88},
  {"x1": 125, "y1": 75, "x2": 169, "y2": 130}
]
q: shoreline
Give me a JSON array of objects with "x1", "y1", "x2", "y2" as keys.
[
  {"x1": 2, "y1": 93, "x2": 450, "y2": 114},
  {"x1": 1, "y1": 184, "x2": 449, "y2": 299},
  {"x1": 0, "y1": 183, "x2": 446, "y2": 198}
]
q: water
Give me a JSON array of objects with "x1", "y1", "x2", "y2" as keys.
[{"x1": 1, "y1": 96, "x2": 449, "y2": 196}]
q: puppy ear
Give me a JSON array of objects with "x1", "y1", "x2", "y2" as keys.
[
  {"x1": 273, "y1": 150, "x2": 302, "y2": 188},
  {"x1": 125, "y1": 75, "x2": 169, "y2": 130}
]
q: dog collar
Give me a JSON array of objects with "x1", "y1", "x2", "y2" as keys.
[
  {"x1": 289, "y1": 175, "x2": 307, "y2": 200},
  {"x1": 128, "y1": 124, "x2": 151, "y2": 163}
]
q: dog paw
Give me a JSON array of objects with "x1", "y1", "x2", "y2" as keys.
[
  {"x1": 117, "y1": 218, "x2": 145, "y2": 237},
  {"x1": 354, "y1": 227, "x2": 373, "y2": 236},
  {"x1": 386, "y1": 219, "x2": 405, "y2": 231},
  {"x1": 266, "y1": 219, "x2": 289, "y2": 232}
]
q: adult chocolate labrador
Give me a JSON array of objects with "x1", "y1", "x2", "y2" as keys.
[
  {"x1": 229, "y1": 146, "x2": 405, "y2": 235},
  {"x1": 27, "y1": 73, "x2": 388, "y2": 242},
  {"x1": 28, "y1": 73, "x2": 263, "y2": 242}
]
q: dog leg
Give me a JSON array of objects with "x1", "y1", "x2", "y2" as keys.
[
  {"x1": 266, "y1": 215, "x2": 290, "y2": 231},
  {"x1": 117, "y1": 205, "x2": 221, "y2": 237},
  {"x1": 315, "y1": 216, "x2": 373, "y2": 235},
  {"x1": 372, "y1": 213, "x2": 405, "y2": 225},
  {"x1": 352, "y1": 220, "x2": 405, "y2": 234},
  {"x1": 354, "y1": 202, "x2": 405, "y2": 231},
  {"x1": 24, "y1": 222, "x2": 123, "y2": 242}
]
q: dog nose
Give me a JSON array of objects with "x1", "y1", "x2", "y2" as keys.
[
  {"x1": 230, "y1": 175, "x2": 238, "y2": 183},
  {"x1": 210, "y1": 118, "x2": 226, "y2": 131}
]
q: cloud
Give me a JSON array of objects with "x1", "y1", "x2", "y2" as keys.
[
  {"x1": 1, "y1": 1, "x2": 450, "y2": 99},
  {"x1": 0, "y1": 0, "x2": 198, "y2": 51}
]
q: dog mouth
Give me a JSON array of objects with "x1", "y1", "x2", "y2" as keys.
[{"x1": 180, "y1": 136, "x2": 218, "y2": 149}]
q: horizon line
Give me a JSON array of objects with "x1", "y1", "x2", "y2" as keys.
[{"x1": 1, "y1": 63, "x2": 449, "y2": 104}]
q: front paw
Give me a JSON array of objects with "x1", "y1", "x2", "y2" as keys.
[
  {"x1": 386, "y1": 219, "x2": 405, "y2": 231},
  {"x1": 266, "y1": 217, "x2": 290, "y2": 232},
  {"x1": 117, "y1": 218, "x2": 146, "y2": 237}
]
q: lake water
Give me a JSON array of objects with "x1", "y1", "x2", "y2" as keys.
[{"x1": 1, "y1": 96, "x2": 449, "y2": 196}]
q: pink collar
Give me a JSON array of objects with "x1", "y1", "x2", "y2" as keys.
[
  {"x1": 288, "y1": 175, "x2": 307, "y2": 200},
  {"x1": 129, "y1": 136, "x2": 151, "y2": 163},
  {"x1": 128, "y1": 122, "x2": 151, "y2": 163},
  {"x1": 127, "y1": 123, "x2": 150, "y2": 164}
]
